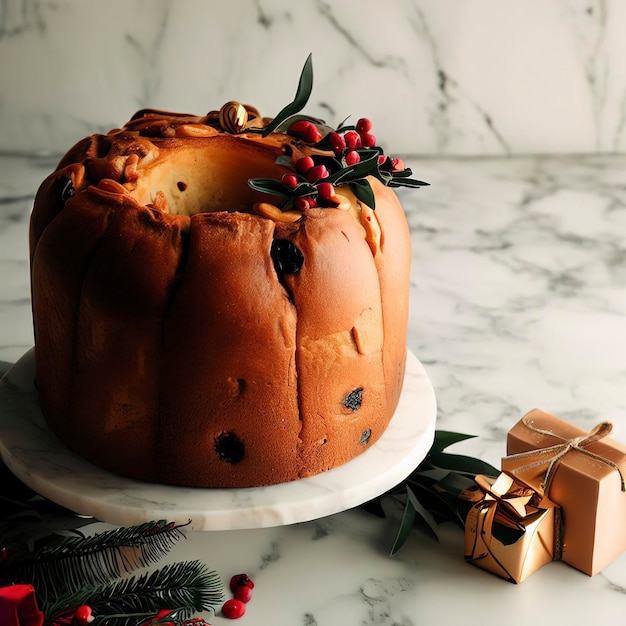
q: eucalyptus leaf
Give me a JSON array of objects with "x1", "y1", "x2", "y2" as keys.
[
  {"x1": 406, "y1": 485, "x2": 440, "y2": 542},
  {"x1": 349, "y1": 180, "x2": 376, "y2": 209},
  {"x1": 408, "y1": 481, "x2": 466, "y2": 528},
  {"x1": 389, "y1": 177, "x2": 430, "y2": 189},
  {"x1": 261, "y1": 54, "x2": 314, "y2": 137},
  {"x1": 247, "y1": 178, "x2": 291, "y2": 198},
  {"x1": 431, "y1": 430, "x2": 478, "y2": 454},
  {"x1": 274, "y1": 155, "x2": 294, "y2": 168},
  {"x1": 428, "y1": 451, "x2": 500, "y2": 478},
  {"x1": 390, "y1": 486, "x2": 440, "y2": 555},
  {"x1": 389, "y1": 488, "x2": 417, "y2": 555}
]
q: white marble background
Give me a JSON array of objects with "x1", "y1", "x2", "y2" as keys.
[{"x1": 2, "y1": 0, "x2": 626, "y2": 156}]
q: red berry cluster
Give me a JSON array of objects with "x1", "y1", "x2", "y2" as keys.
[
  {"x1": 326, "y1": 117, "x2": 377, "y2": 167},
  {"x1": 280, "y1": 153, "x2": 337, "y2": 210},
  {"x1": 222, "y1": 573, "x2": 255, "y2": 619},
  {"x1": 281, "y1": 117, "x2": 388, "y2": 210}
]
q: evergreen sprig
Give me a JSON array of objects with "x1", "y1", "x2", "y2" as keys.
[
  {"x1": 44, "y1": 559, "x2": 223, "y2": 626},
  {"x1": 2, "y1": 521, "x2": 188, "y2": 600}
]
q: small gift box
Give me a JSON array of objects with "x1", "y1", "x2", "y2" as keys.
[
  {"x1": 504, "y1": 409, "x2": 626, "y2": 576},
  {"x1": 464, "y1": 472, "x2": 561, "y2": 583}
]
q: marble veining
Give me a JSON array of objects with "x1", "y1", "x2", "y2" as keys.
[
  {"x1": 2, "y1": 153, "x2": 626, "y2": 622},
  {"x1": 4, "y1": 1, "x2": 626, "y2": 156}
]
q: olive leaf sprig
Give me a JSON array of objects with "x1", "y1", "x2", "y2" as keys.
[
  {"x1": 247, "y1": 54, "x2": 428, "y2": 211},
  {"x1": 363, "y1": 431, "x2": 499, "y2": 555}
]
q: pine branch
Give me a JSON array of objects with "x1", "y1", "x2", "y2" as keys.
[
  {"x1": 44, "y1": 560, "x2": 223, "y2": 626},
  {"x1": 3, "y1": 521, "x2": 188, "y2": 600}
]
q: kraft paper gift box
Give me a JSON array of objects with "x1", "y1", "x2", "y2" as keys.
[
  {"x1": 464, "y1": 472, "x2": 561, "y2": 583},
  {"x1": 503, "y1": 408, "x2": 626, "y2": 576}
]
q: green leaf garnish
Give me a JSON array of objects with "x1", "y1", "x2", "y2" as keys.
[
  {"x1": 390, "y1": 485, "x2": 439, "y2": 555},
  {"x1": 246, "y1": 53, "x2": 429, "y2": 211},
  {"x1": 260, "y1": 54, "x2": 314, "y2": 137},
  {"x1": 349, "y1": 179, "x2": 376, "y2": 209},
  {"x1": 366, "y1": 429, "x2": 498, "y2": 555},
  {"x1": 247, "y1": 178, "x2": 292, "y2": 198}
]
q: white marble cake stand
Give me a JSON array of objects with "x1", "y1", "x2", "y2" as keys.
[{"x1": 0, "y1": 348, "x2": 436, "y2": 531}]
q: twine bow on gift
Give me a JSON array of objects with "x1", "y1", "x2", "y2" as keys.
[{"x1": 505, "y1": 418, "x2": 626, "y2": 494}]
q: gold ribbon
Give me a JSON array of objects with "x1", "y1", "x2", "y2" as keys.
[
  {"x1": 505, "y1": 417, "x2": 626, "y2": 494},
  {"x1": 465, "y1": 473, "x2": 562, "y2": 582}
]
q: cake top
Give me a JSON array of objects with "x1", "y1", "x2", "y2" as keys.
[{"x1": 120, "y1": 54, "x2": 427, "y2": 218}]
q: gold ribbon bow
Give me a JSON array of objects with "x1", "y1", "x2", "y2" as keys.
[
  {"x1": 464, "y1": 473, "x2": 561, "y2": 583},
  {"x1": 473, "y1": 474, "x2": 542, "y2": 528},
  {"x1": 505, "y1": 418, "x2": 626, "y2": 494}
]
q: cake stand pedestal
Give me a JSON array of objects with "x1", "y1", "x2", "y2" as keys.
[{"x1": 0, "y1": 349, "x2": 436, "y2": 530}]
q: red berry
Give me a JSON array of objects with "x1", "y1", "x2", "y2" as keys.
[
  {"x1": 230, "y1": 573, "x2": 255, "y2": 593},
  {"x1": 306, "y1": 164, "x2": 329, "y2": 183},
  {"x1": 361, "y1": 133, "x2": 376, "y2": 148},
  {"x1": 281, "y1": 173, "x2": 299, "y2": 190},
  {"x1": 345, "y1": 151, "x2": 361, "y2": 166},
  {"x1": 356, "y1": 118, "x2": 372, "y2": 134},
  {"x1": 377, "y1": 155, "x2": 388, "y2": 166},
  {"x1": 328, "y1": 131, "x2": 346, "y2": 155},
  {"x1": 73, "y1": 605, "x2": 93, "y2": 625},
  {"x1": 294, "y1": 197, "x2": 311, "y2": 211},
  {"x1": 234, "y1": 584, "x2": 254, "y2": 603},
  {"x1": 288, "y1": 120, "x2": 322, "y2": 144},
  {"x1": 392, "y1": 158, "x2": 406, "y2": 172},
  {"x1": 222, "y1": 599, "x2": 246, "y2": 619},
  {"x1": 317, "y1": 181, "x2": 335, "y2": 201},
  {"x1": 295, "y1": 156, "x2": 315, "y2": 174},
  {"x1": 344, "y1": 130, "x2": 362, "y2": 150}
]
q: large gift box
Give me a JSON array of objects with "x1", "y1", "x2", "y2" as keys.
[
  {"x1": 503, "y1": 408, "x2": 626, "y2": 576},
  {"x1": 464, "y1": 473, "x2": 560, "y2": 583}
]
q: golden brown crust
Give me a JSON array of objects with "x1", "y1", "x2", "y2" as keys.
[{"x1": 29, "y1": 109, "x2": 411, "y2": 488}]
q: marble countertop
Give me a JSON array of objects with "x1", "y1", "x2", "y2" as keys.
[{"x1": 1, "y1": 153, "x2": 626, "y2": 624}]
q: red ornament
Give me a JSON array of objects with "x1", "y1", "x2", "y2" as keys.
[
  {"x1": 222, "y1": 599, "x2": 246, "y2": 619},
  {"x1": 345, "y1": 151, "x2": 361, "y2": 166},
  {"x1": 356, "y1": 118, "x2": 373, "y2": 134}
]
